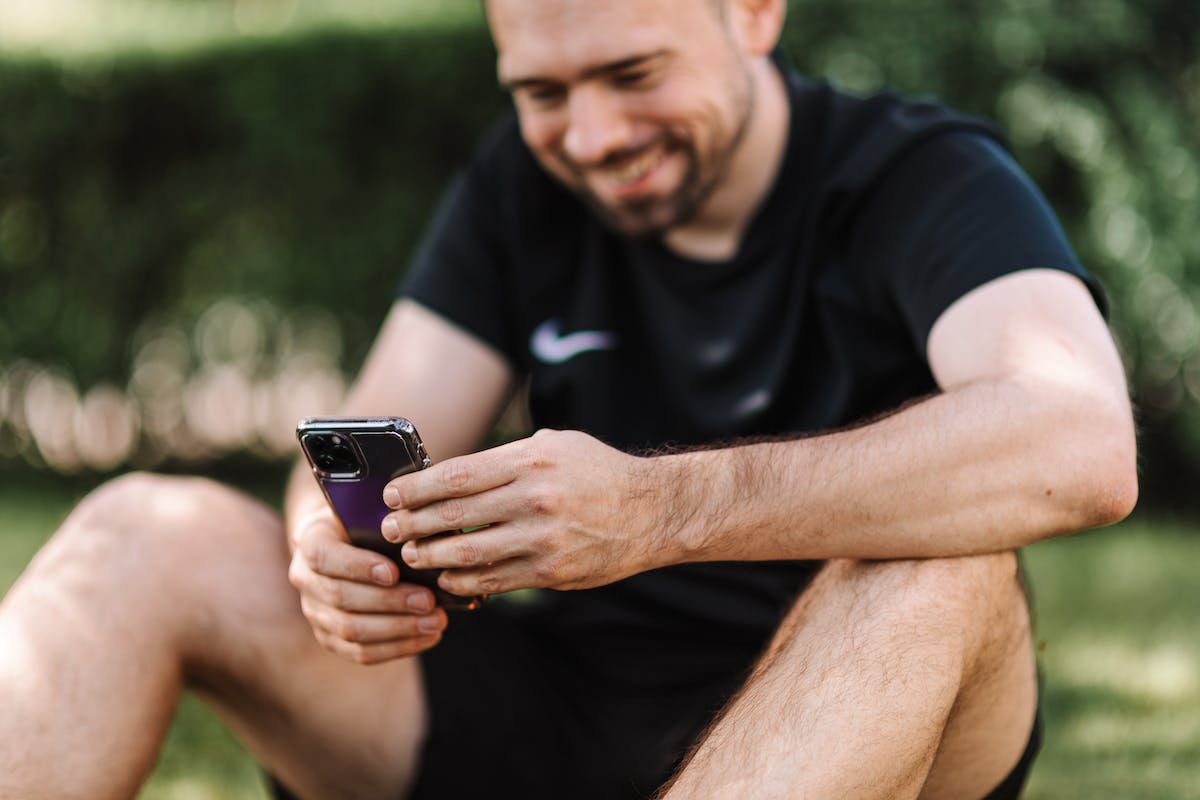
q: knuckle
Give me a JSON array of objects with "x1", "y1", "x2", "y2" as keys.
[
  {"x1": 322, "y1": 578, "x2": 346, "y2": 608},
  {"x1": 527, "y1": 489, "x2": 559, "y2": 516},
  {"x1": 476, "y1": 572, "x2": 504, "y2": 595},
  {"x1": 335, "y1": 615, "x2": 361, "y2": 642},
  {"x1": 439, "y1": 498, "x2": 466, "y2": 527},
  {"x1": 287, "y1": 557, "x2": 305, "y2": 590},
  {"x1": 452, "y1": 539, "x2": 480, "y2": 565},
  {"x1": 532, "y1": 561, "x2": 554, "y2": 585},
  {"x1": 533, "y1": 527, "x2": 559, "y2": 551},
  {"x1": 299, "y1": 596, "x2": 321, "y2": 626},
  {"x1": 442, "y1": 459, "x2": 473, "y2": 491},
  {"x1": 347, "y1": 643, "x2": 372, "y2": 665},
  {"x1": 301, "y1": 539, "x2": 327, "y2": 574},
  {"x1": 521, "y1": 438, "x2": 555, "y2": 471},
  {"x1": 532, "y1": 560, "x2": 558, "y2": 584},
  {"x1": 540, "y1": 552, "x2": 575, "y2": 583}
]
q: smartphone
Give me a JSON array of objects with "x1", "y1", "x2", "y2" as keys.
[{"x1": 296, "y1": 416, "x2": 483, "y2": 611}]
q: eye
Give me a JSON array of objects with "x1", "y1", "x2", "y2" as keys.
[
  {"x1": 612, "y1": 69, "x2": 652, "y2": 89},
  {"x1": 520, "y1": 84, "x2": 567, "y2": 107}
]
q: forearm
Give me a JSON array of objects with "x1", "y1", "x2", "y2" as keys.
[{"x1": 661, "y1": 375, "x2": 1137, "y2": 563}]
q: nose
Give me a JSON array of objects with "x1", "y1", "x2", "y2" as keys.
[{"x1": 562, "y1": 85, "x2": 632, "y2": 166}]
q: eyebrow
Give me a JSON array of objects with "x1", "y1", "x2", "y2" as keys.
[{"x1": 499, "y1": 49, "x2": 671, "y2": 93}]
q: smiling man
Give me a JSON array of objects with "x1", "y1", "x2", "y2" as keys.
[{"x1": 0, "y1": 1, "x2": 1136, "y2": 798}]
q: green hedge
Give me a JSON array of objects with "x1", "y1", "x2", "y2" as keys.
[
  {"x1": 0, "y1": 26, "x2": 505, "y2": 381},
  {"x1": 1, "y1": 1, "x2": 1198, "y2": 505}
]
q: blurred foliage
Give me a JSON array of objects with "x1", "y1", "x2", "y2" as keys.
[
  {"x1": 0, "y1": 0, "x2": 1198, "y2": 505},
  {"x1": 0, "y1": 27, "x2": 503, "y2": 381}
]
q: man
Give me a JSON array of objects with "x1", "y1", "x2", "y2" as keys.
[{"x1": 0, "y1": 0, "x2": 1136, "y2": 798}]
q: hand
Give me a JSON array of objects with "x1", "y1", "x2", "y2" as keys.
[
  {"x1": 286, "y1": 509, "x2": 448, "y2": 665},
  {"x1": 380, "y1": 429, "x2": 681, "y2": 596}
]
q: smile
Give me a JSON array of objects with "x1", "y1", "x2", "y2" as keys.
[{"x1": 604, "y1": 142, "x2": 669, "y2": 189}]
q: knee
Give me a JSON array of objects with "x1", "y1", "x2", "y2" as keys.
[
  {"x1": 830, "y1": 552, "x2": 1029, "y2": 661},
  {"x1": 828, "y1": 551, "x2": 1019, "y2": 609},
  {"x1": 62, "y1": 472, "x2": 277, "y2": 571},
  {"x1": 70, "y1": 471, "x2": 213, "y2": 535}
]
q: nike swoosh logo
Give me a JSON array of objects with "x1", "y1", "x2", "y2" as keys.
[{"x1": 530, "y1": 318, "x2": 617, "y2": 364}]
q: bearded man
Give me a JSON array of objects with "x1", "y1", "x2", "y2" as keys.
[{"x1": 0, "y1": 1, "x2": 1136, "y2": 798}]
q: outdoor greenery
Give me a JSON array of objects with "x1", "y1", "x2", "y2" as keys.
[{"x1": 2, "y1": 485, "x2": 1196, "y2": 799}]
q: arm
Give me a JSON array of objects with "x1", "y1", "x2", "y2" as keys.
[
  {"x1": 385, "y1": 269, "x2": 1136, "y2": 596},
  {"x1": 285, "y1": 298, "x2": 514, "y2": 663},
  {"x1": 663, "y1": 268, "x2": 1137, "y2": 560}
]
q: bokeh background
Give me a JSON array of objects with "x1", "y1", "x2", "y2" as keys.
[{"x1": 1, "y1": 0, "x2": 1197, "y2": 797}]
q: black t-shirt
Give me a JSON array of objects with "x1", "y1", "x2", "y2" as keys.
[{"x1": 401, "y1": 69, "x2": 1099, "y2": 686}]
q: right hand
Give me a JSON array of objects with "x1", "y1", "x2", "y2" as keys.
[{"x1": 287, "y1": 510, "x2": 448, "y2": 665}]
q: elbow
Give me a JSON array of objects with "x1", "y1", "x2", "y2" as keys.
[
  {"x1": 1067, "y1": 424, "x2": 1139, "y2": 530},
  {"x1": 1085, "y1": 461, "x2": 1138, "y2": 528}
]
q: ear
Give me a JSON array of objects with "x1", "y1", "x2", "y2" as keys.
[{"x1": 727, "y1": 0, "x2": 787, "y2": 57}]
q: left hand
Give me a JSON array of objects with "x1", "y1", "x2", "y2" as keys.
[{"x1": 380, "y1": 429, "x2": 679, "y2": 596}]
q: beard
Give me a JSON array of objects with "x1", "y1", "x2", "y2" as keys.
[
  {"x1": 551, "y1": 72, "x2": 756, "y2": 238},
  {"x1": 572, "y1": 139, "x2": 709, "y2": 237}
]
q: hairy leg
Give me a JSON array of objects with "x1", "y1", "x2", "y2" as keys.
[
  {"x1": 660, "y1": 552, "x2": 1037, "y2": 800},
  {"x1": 0, "y1": 473, "x2": 429, "y2": 800}
]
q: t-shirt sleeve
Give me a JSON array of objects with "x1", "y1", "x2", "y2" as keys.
[
  {"x1": 848, "y1": 131, "x2": 1104, "y2": 351},
  {"x1": 398, "y1": 163, "x2": 521, "y2": 367}
]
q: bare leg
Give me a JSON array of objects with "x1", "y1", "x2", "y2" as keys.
[
  {"x1": 0, "y1": 473, "x2": 429, "y2": 800},
  {"x1": 661, "y1": 553, "x2": 1037, "y2": 800}
]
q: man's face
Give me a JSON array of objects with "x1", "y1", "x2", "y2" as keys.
[{"x1": 488, "y1": 0, "x2": 756, "y2": 237}]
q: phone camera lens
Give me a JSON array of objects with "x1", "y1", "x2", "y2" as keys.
[{"x1": 307, "y1": 433, "x2": 361, "y2": 476}]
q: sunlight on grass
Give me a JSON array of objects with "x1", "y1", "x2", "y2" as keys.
[
  {"x1": 1022, "y1": 521, "x2": 1200, "y2": 799},
  {"x1": 0, "y1": 0, "x2": 483, "y2": 59},
  {"x1": 1055, "y1": 638, "x2": 1198, "y2": 702}
]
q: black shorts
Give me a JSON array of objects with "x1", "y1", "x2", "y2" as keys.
[
  {"x1": 408, "y1": 598, "x2": 748, "y2": 799},
  {"x1": 273, "y1": 597, "x2": 1041, "y2": 799}
]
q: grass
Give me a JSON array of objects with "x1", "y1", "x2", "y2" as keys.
[
  {"x1": 1021, "y1": 522, "x2": 1200, "y2": 799},
  {"x1": 2, "y1": 483, "x2": 1199, "y2": 798}
]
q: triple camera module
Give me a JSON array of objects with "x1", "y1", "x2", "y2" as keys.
[{"x1": 301, "y1": 432, "x2": 362, "y2": 478}]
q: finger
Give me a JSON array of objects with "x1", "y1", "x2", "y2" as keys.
[
  {"x1": 302, "y1": 598, "x2": 448, "y2": 644},
  {"x1": 382, "y1": 477, "x2": 533, "y2": 544},
  {"x1": 382, "y1": 496, "x2": 502, "y2": 544},
  {"x1": 291, "y1": 559, "x2": 438, "y2": 614},
  {"x1": 438, "y1": 557, "x2": 537, "y2": 597},
  {"x1": 296, "y1": 522, "x2": 400, "y2": 586},
  {"x1": 383, "y1": 440, "x2": 526, "y2": 510},
  {"x1": 312, "y1": 628, "x2": 443, "y2": 666},
  {"x1": 401, "y1": 525, "x2": 529, "y2": 571}
]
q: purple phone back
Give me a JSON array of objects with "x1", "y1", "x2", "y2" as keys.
[{"x1": 298, "y1": 417, "x2": 481, "y2": 609}]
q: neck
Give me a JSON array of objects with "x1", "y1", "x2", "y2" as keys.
[{"x1": 662, "y1": 58, "x2": 790, "y2": 262}]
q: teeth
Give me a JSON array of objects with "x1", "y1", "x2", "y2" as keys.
[{"x1": 612, "y1": 145, "x2": 663, "y2": 185}]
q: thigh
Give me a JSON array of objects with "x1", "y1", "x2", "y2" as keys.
[
  {"x1": 71, "y1": 473, "x2": 432, "y2": 800},
  {"x1": 659, "y1": 553, "x2": 1038, "y2": 800}
]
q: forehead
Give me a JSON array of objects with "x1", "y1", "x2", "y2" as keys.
[{"x1": 487, "y1": 0, "x2": 721, "y2": 81}]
